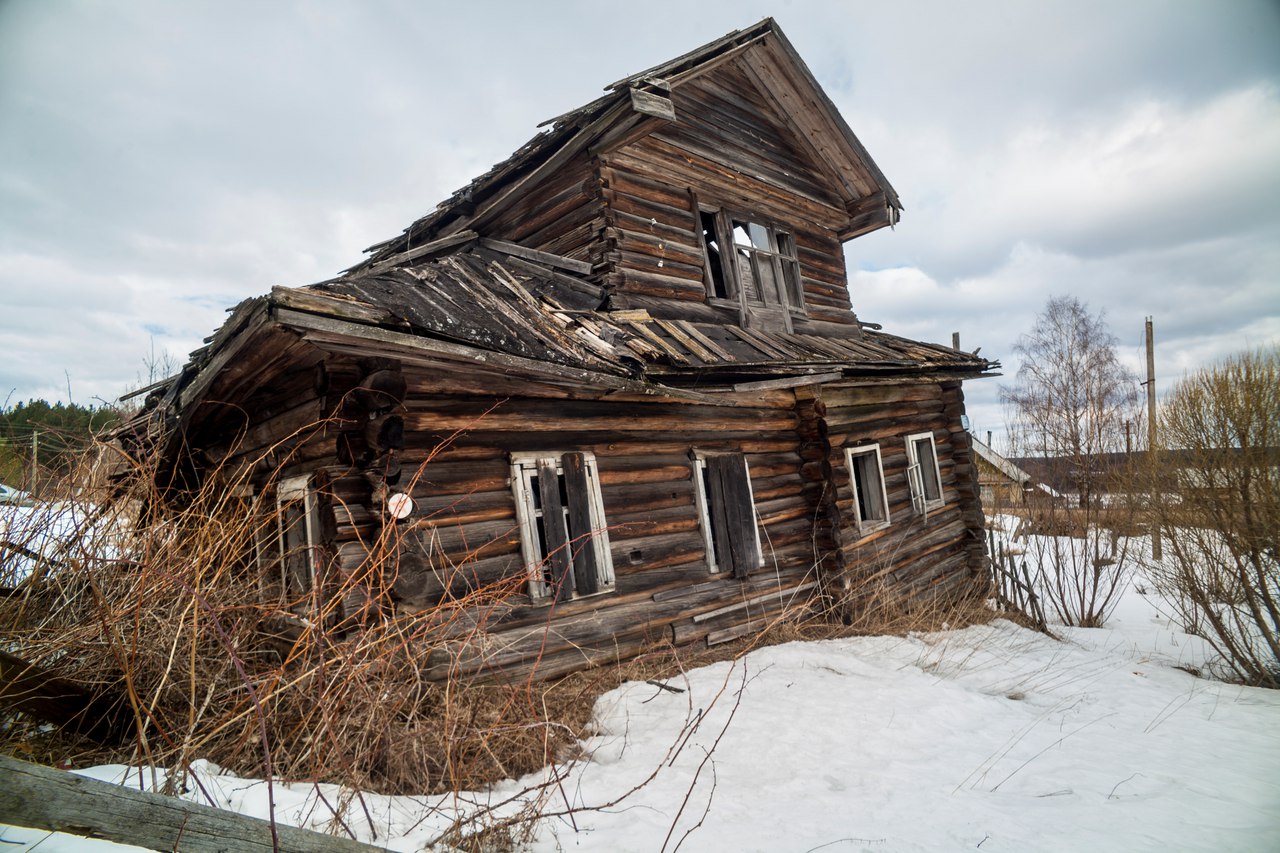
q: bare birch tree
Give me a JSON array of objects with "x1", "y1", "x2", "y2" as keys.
[
  {"x1": 1002, "y1": 296, "x2": 1140, "y2": 506},
  {"x1": 1001, "y1": 296, "x2": 1141, "y2": 627}
]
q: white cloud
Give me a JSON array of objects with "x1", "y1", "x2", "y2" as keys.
[{"x1": 0, "y1": 0, "x2": 1276, "y2": 442}]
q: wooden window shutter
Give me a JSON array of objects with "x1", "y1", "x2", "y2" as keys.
[
  {"x1": 536, "y1": 458, "x2": 575, "y2": 601},
  {"x1": 706, "y1": 453, "x2": 760, "y2": 578},
  {"x1": 561, "y1": 452, "x2": 601, "y2": 596}
]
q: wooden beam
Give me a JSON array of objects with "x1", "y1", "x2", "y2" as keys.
[
  {"x1": 272, "y1": 308, "x2": 724, "y2": 404},
  {"x1": 730, "y1": 372, "x2": 843, "y2": 393},
  {"x1": 271, "y1": 286, "x2": 395, "y2": 325},
  {"x1": 358, "y1": 230, "x2": 478, "y2": 276},
  {"x1": 628, "y1": 87, "x2": 677, "y2": 122},
  {"x1": 0, "y1": 651, "x2": 129, "y2": 744},
  {"x1": 477, "y1": 237, "x2": 594, "y2": 275},
  {"x1": 0, "y1": 754, "x2": 391, "y2": 853}
]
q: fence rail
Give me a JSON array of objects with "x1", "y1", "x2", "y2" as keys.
[
  {"x1": 987, "y1": 527, "x2": 1049, "y2": 633},
  {"x1": 0, "y1": 754, "x2": 390, "y2": 853}
]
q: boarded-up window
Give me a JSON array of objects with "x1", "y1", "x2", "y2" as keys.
[
  {"x1": 511, "y1": 452, "x2": 615, "y2": 602},
  {"x1": 845, "y1": 444, "x2": 890, "y2": 532},
  {"x1": 905, "y1": 433, "x2": 944, "y2": 517},
  {"x1": 692, "y1": 451, "x2": 762, "y2": 578}
]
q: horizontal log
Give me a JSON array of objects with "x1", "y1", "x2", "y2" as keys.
[{"x1": 0, "y1": 755, "x2": 389, "y2": 853}]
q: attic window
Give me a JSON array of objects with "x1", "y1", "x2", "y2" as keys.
[
  {"x1": 700, "y1": 211, "x2": 730, "y2": 300},
  {"x1": 698, "y1": 208, "x2": 803, "y2": 314}
]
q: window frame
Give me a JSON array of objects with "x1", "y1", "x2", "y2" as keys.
[
  {"x1": 691, "y1": 450, "x2": 763, "y2": 578},
  {"x1": 510, "y1": 451, "x2": 615, "y2": 603},
  {"x1": 276, "y1": 474, "x2": 322, "y2": 602},
  {"x1": 844, "y1": 443, "x2": 890, "y2": 533},
  {"x1": 697, "y1": 206, "x2": 804, "y2": 318},
  {"x1": 905, "y1": 432, "x2": 945, "y2": 517}
]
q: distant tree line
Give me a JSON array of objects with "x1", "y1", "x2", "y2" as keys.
[{"x1": 0, "y1": 399, "x2": 120, "y2": 490}]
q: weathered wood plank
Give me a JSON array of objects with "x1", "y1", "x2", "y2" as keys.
[{"x1": 0, "y1": 755, "x2": 390, "y2": 853}]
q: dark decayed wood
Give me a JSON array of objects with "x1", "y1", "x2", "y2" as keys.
[
  {"x1": 0, "y1": 755, "x2": 389, "y2": 853},
  {"x1": 118, "y1": 20, "x2": 997, "y2": 684},
  {"x1": 536, "y1": 457, "x2": 575, "y2": 602},
  {"x1": 562, "y1": 451, "x2": 602, "y2": 596}
]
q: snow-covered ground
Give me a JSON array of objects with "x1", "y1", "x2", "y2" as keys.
[{"x1": 4, "y1": 527, "x2": 1279, "y2": 852}]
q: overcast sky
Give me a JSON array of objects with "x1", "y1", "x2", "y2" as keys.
[{"x1": 2, "y1": 0, "x2": 1277, "y2": 446}]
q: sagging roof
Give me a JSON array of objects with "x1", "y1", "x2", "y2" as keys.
[
  {"x1": 353, "y1": 18, "x2": 900, "y2": 272},
  {"x1": 296, "y1": 242, "x2": 994, "y2": 387}
]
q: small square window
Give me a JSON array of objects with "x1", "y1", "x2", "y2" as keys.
[
  {"x1": 844, "y1": 444, "x2": 889, "y2": 533},
  {"x1": 905, "y1": 433, "x2": 944, "y2": 517},
  {"x1": 511, "y1": 451, "x2": 615, "y2": 602}
]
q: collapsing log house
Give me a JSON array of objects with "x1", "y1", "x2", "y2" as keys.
[{"x1": 126, "y1": 19, "x2": 996, "y2": 681}]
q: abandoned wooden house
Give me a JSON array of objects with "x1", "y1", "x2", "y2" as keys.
[{"x1": 126, "y1": 19, "x2": 997, "y2": 681}]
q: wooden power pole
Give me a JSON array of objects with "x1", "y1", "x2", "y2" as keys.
[{"x1": 1146, "y1": 317, "x2": 1161, "y2": 560}]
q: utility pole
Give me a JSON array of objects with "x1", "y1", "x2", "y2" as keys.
[
  {"x1": 1145, "y1": 317, "x2": 1161, "y2": 560},
  {"x1": 31, "y1": 430, "x2": 38, "y2": 492}
]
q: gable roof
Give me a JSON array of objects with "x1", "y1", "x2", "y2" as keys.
[
  {"x1": 121, "y1": 23, "x2": 995, "y2": 461},
  {"x1": 970, "y1": 434, "x2": 1032, "y2": 485},
  {"x1": 354, "y1": 18, "x2": 900, "y2": 273}
]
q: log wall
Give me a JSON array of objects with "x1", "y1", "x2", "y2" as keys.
[
  {"x1": 475, "y1": 61, "x2": 858, "y2": 329},
  {"x1": 820, "y1": 381, "x2": 987, "y2": 603},
  {"x1": 326, "y1": 379, "x2": 822, "y2": 682},
  {"x1": 185, "y1": 349, "x2": 986, "y2": 683}
]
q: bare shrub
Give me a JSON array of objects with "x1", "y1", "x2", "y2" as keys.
[
  {"x1": 1145, "y1": 347, "x2": 1279, "y2": 687},
  {"x1": 0, "y1": 431, "x2": 646, "y2": 844},
  {"x1": 2, "y1": 415, "x2": 1006, "y2": 846}
]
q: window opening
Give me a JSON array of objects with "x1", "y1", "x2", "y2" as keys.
[
  {"x1": 512, "y1": 452, "x2": 615, "y2": 601},
  {"x1": 845, "y1": 444, "x2": 890, "y2": 532},
  {"x1": 699, "y1": 210, "x2": 730, "y2": 300},
  {"x1": 905, "y1": 433, "x2": 944, "y2": 517},
  {"x1": 699, "y1": 208, "x2": 804, "y2": 319},
  {"x1": 692, "y1": 451, "x2": 762, "y2": 578},
  {"x1": 276, "y1": 475, "x2": 321, "y2": 603}
]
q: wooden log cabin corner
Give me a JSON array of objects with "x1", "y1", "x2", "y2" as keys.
[{"x1": 117, "y1": 18, "x2": 998, "y2": 683}]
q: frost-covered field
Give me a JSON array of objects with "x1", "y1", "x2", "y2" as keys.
[{"x1": 4, "y1": 527, "x2": 1279, "y2": 852}]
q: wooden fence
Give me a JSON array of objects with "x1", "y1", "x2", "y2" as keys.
[{"x1": 986, "y1": 527, "x2": 1049, "y2": 632}]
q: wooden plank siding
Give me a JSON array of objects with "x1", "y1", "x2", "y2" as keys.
[{"x1": 123, "y1": 22, "x2": 997, "y2": 688}]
